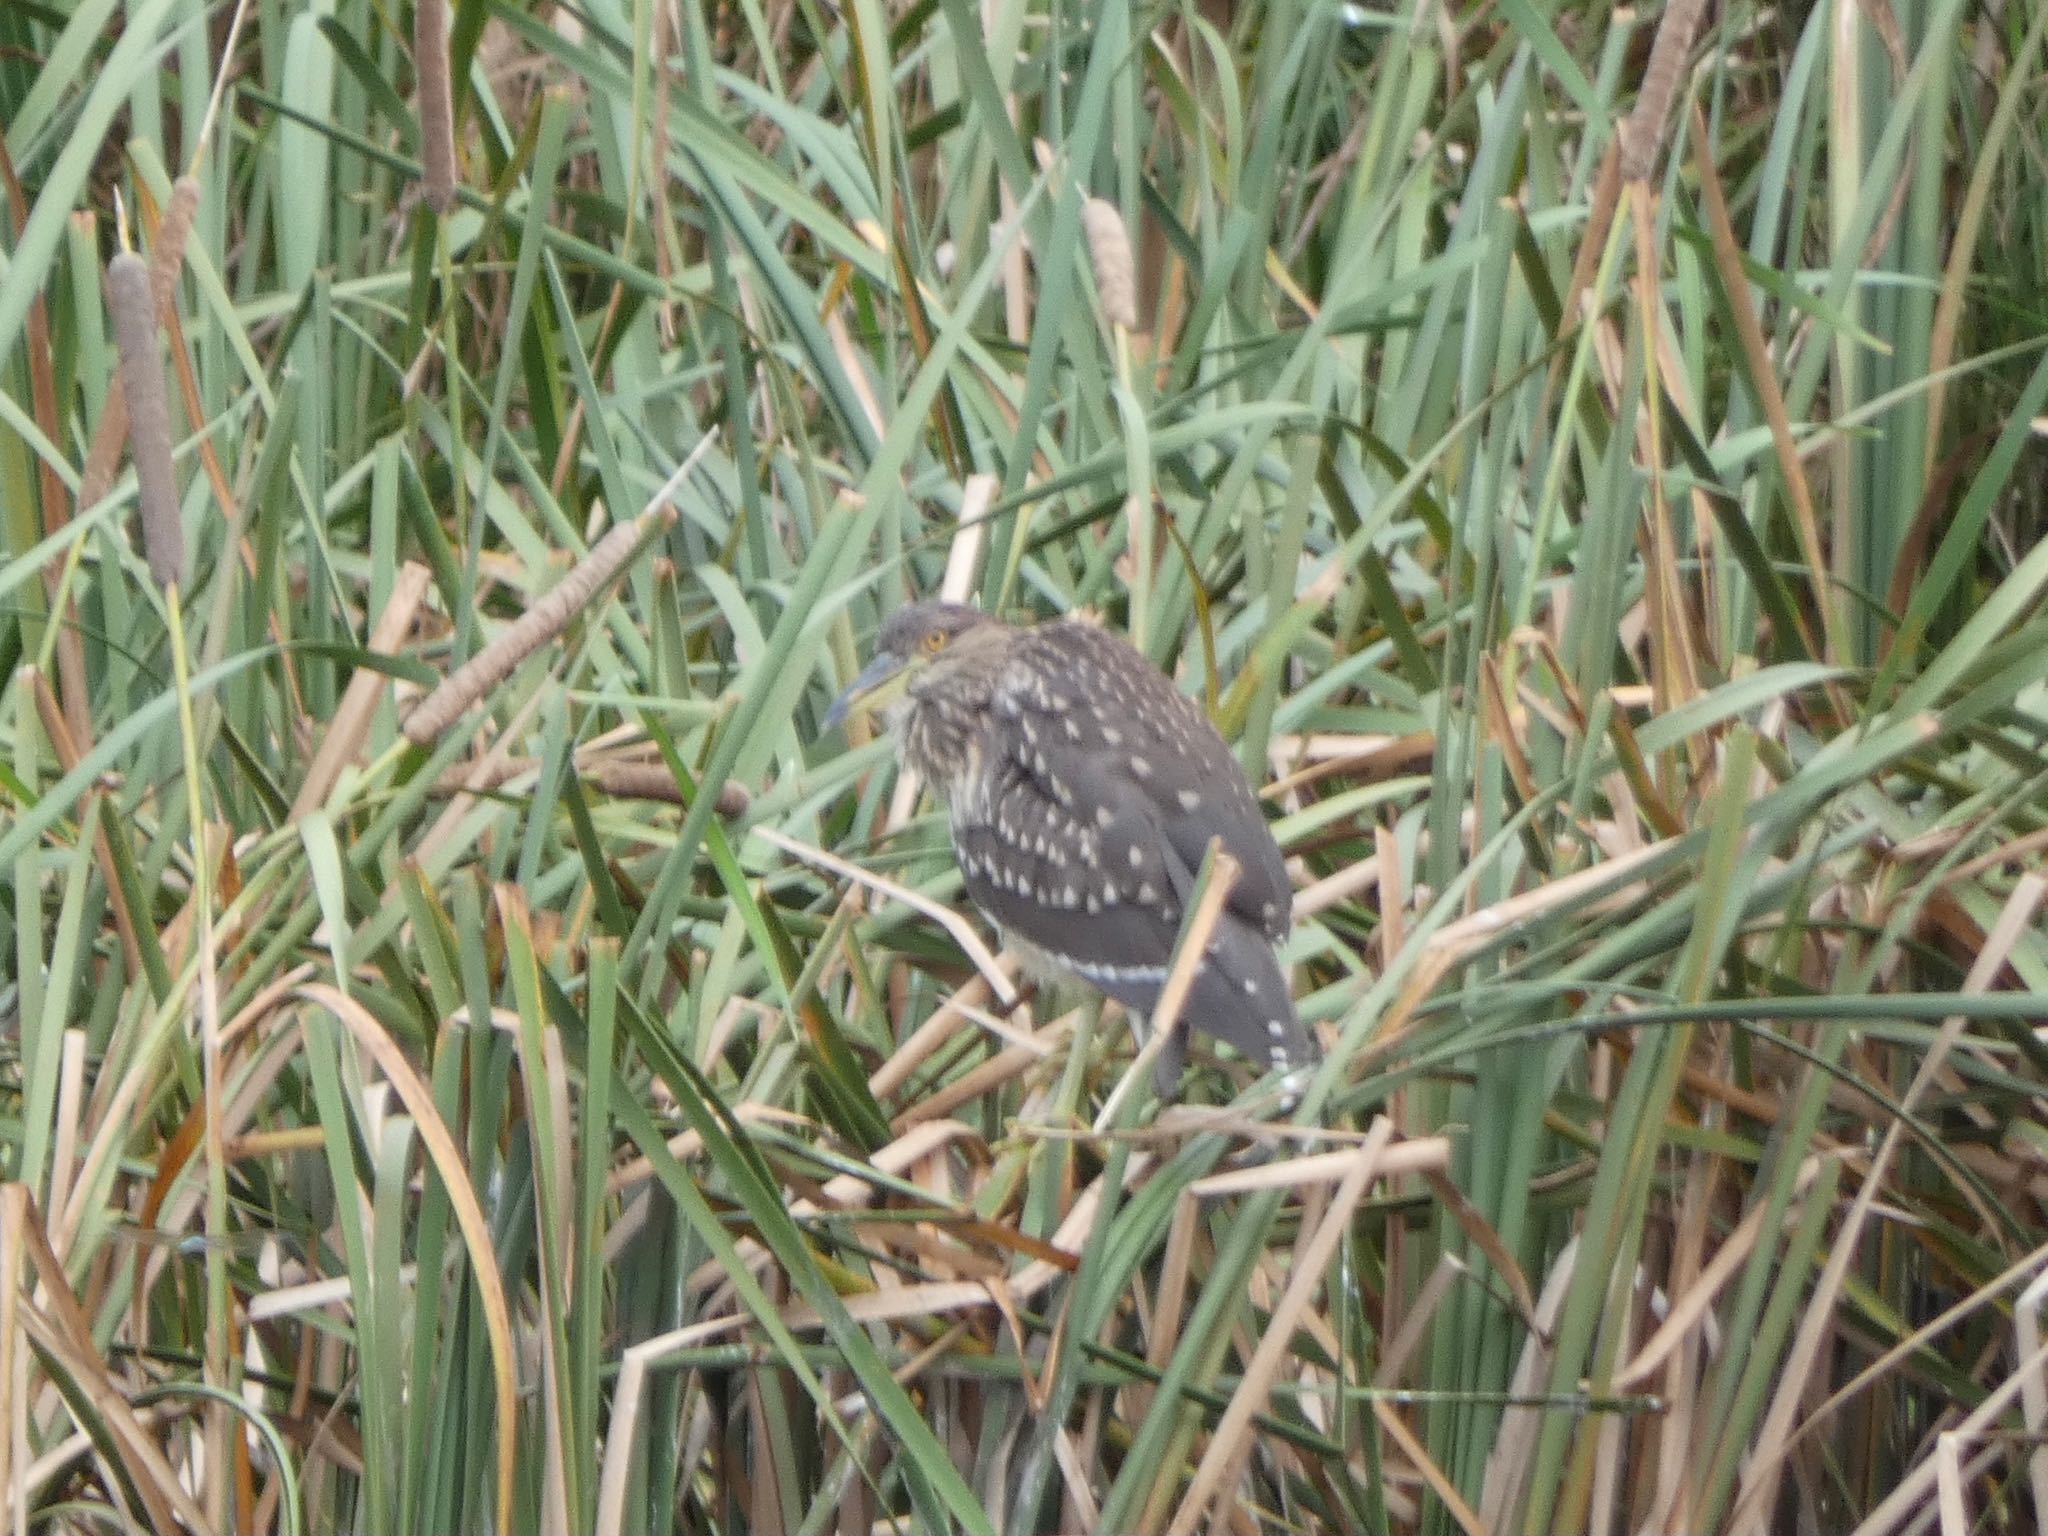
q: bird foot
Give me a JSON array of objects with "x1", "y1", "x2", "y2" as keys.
[{"x1": 1150, "y1": 1020, "x2": 1190, "y2": 1098}]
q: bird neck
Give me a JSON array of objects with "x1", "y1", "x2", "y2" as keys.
[{"x1": 901, "y1": 652, "x2": 1004, "y2": 792}]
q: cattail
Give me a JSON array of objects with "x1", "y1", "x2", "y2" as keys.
[
  {"x1": 152, "y1": 177, "x2": 202, "y2": 308},
  {"x1": 79, "y1": 183, "x2": 201, "y2": 517},
  {"x1": 402, "y1": 441, "x2": 712, "y2": 743},
  {"x1": 403, "y1": 508, "x2": 672, "y2": 744},
  {"x1": 1082, "y1": 196, "x2": 1138, "y2": 330},
  {"x1": 414, "y1": 0, "x2": 458, "y2": 214},
  {"x1": 586, "y1": 762, "x2": 751, "y2": 817},
  {"x1": 107, "y1": 252, "x2": 184, "y2": 588},
  {"x1": 1621, "y1": 0, "x2": 1706, "y2": 184},
  {"x1": 429, "y1": 756, "x2": 749, "y2": 815}
]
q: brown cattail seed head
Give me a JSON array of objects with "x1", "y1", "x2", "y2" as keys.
[
  {"x1": 152, "y1": 177, "x2": 202, "y2": 307},
  {"x1": 79, "y1": 179, "x2": 200, "y2": 520},
  {"x1": 401, "y1": 505, "x2": 677, "y2": 745},
  {"x1": 107, "y1": 251, "x2": 184, "y2": 589},
  {"x1": 1621, "y1": 0, "x2": 1706, "y2": 184},
  {"x1": 1082, "y1": 196, "x2": 1138, "y2": 330},
  {"x1": 415, "y1": 0, "x2": 458, "y2": 214}
]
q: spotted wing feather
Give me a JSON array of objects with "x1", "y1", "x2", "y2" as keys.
[
  {"x1": 951, "y1": 663, "x2": 1311, "y2": 1074},
  {"x1": 948, "y1": 740, "x2": 1182, "y2": 989},
  {"x1": 1003, "y1": 622, "x2": 1293, "y2": 940}
]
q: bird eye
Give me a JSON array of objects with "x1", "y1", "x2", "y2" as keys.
[{"x1": 921, "y1": 630, "x2": 947, "y2": 654}]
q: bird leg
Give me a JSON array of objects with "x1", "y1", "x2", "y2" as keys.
[{"x1": 1150, "y1": 1016, "x2": 1190, "y2": 1098}]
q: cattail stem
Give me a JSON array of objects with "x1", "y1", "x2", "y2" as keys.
[
  {"x1": 107, "y1": 252, "x2": 184, "y2": 588},
  {"x1": 25, "y1": 665, "x2": 147, "y2": 978},
  {"x1": 159, "y1": 570, "x2": 232, "y2": 1536}
]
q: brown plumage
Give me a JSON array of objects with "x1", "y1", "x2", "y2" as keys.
[{"x1": 826, "y1": 601, "x2": 1312, "y2": 1088}]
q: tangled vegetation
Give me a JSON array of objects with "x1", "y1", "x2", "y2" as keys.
[{"x1": 3, "y1": 0, "x2": 2047, "y2": 1531}]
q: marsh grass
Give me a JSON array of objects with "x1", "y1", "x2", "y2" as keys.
[{"x1": 3, "y1": 0, "x2": 2048, "y2": 1532}]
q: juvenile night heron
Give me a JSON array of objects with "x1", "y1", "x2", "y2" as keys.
[{"x1": 824, "y1": 600, "x2": 1314, "y2": 1092}]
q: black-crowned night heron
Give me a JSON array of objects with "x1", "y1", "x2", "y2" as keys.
[{"x1": 825, "y1": 600, "x2": 1313, "y2": 1092}]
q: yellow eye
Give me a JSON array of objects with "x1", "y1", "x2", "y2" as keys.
[{"x1": 921, "y1": 630, "x2": 947, "y2": 654}]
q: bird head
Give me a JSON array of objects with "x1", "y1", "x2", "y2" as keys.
[{"x1": 823, "y1": 601, "x2": 1004, "y2": 732}]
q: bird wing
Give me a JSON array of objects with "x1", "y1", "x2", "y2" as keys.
[
  {"x1": 948, "y1": 739, "x2": 1309, "y2": 1073},
  {"x1": 1000, "y1": 623, "x2": 1294, "y2": 940},
  {"x1": 948, "y1": 733, "x2": 1188, "y2": 986}
]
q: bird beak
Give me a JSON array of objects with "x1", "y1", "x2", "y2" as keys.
[{"x1": 822, "y1": 650, "x2": 910, "y2": 732}]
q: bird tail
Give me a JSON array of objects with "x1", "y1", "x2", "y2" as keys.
[
  {"x1": 1180, "y1": 915, "x2": 1316, "y2": 1077},
  {"x1": 1075, "y1": 916, "x2": 1313, "y2": 1086}
]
